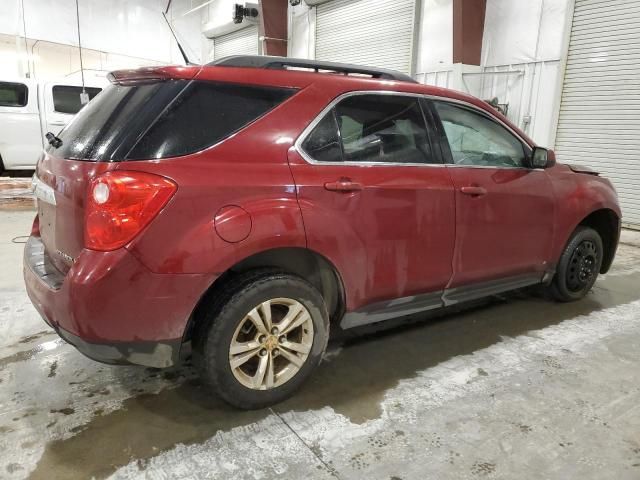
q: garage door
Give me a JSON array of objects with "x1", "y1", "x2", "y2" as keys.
[
  {"x1": 555, "y1": 0, "x2": 640, "y2": 227},
  {"x1": 315, "y1": 0, "x2": 416, "y2": 74},
  {"x1": 214, "y1": 25, "x2": 259, "y2": 60}
]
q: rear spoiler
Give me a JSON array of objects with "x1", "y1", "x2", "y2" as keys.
[{"x1": 107, "y1": 66, "x2": 199, "y2": 85}]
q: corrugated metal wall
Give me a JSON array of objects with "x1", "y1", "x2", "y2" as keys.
[
  {"x1": 555, "y1": 0, "x2": 640, "y2": 226},
  {"x1": 214, "y1": 25, "x2": 259, "y2": 60},
  {"x1": 315, "y1": 0, "x2": 416, "y2": 74}
]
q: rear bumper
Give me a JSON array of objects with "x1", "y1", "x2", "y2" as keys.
[
  {"x1": 24, "y1": 235, "x2": 213, "y2": 368},
  {"x1": 56, "y1": 326, "x2": 181, "y2": 367}
]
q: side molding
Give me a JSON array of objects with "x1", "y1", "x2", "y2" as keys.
[{"x1": 341, "y1": 272, "x2": 546, "y2": 329}]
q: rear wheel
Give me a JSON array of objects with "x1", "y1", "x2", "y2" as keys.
[
  {"x1": 194, "y1": 270, "x2": 329, "y2": 409},
  {"x1": 547, "y1": 226, "x2": 603, "y2": 302}
]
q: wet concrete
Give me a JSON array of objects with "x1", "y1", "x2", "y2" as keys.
[{"x1": 1, "y1": 209, "x2": 640, "y2": 479}]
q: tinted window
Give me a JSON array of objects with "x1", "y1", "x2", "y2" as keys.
[
  {"x1": 49, "y1": 80, "x2": 295, "y2": 161},
  {"x1": 334, "y1": 95, "x2": 434, "y2": 164},
  {"x1": 52, "y1": 81, "x2": 187, "y2": 160},
  {"x1": 301, "y1": 110, "x2": 342, "y2": 162},
  {"x1": 127, "y1": 81, "x2": 295, "y2": 160},
  {"x1": 0, "y1": 82, "x2": 28, "y2": 107},
  {"x1": 52, "y1": 85, "x2": 102, "y2": 114},
  {"x1": 434, "y1": 101, "x2": 526, "y2": 168}
]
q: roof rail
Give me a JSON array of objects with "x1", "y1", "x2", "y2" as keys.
[{"x1": 208, "y1": 55, "x2": 417, "y2": 84}]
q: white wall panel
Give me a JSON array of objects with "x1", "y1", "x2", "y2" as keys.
[
  {"x1": 416, "y1": 0, "x2": 452, "y2": 73},
  {"x1": 0, "y1": 0, "x2": 202, "y2": 67},
  {"x1": 482, "y1": 0, "x2": 570, "y2": 66},
  {"x1": 288, "y1": 3, "x2": 315, "y2": 59},
  {"x1": 555, "y1": 0, "x2": 640, "y2": 226}
]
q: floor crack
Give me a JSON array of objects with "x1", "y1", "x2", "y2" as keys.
[{"x1": 270, "y1": 408, "x2": 342, "y2": 479}]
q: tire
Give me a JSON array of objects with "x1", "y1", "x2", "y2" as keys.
[
  {"x1": 193, "y1": 269, "x2": 329, "y2": 409},
  {"x1": 546, "y1": 226, "x2": 603, "y2": 302}
]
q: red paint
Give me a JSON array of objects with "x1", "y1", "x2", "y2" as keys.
[
  {"x1": 215, "y1": 205, "x2": 252, "y2": 243},
  {"x1": 24, "y1": 63, "x2": 621, "y2": 353},
  {"x1": 446, "y1": 166, "x2": 555, "y2": 287}
]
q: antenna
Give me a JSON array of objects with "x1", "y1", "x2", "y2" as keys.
[
  {"x1": 162, "y1": 11, "x2": 192, "y2": 66},
  {"x1": 74, "y1": 0, "x2": 89, "y2": 105}
]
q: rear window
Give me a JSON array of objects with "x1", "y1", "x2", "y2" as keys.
[
  {"x1": 49, "y1": 80, "x2": 296, "y2": 161},
  {"x1": 0, "y1": 81, "x2": 28, "y2": 107},
  {"x1": 52, "y1": 85, "x2": 102, "y2": 114}
]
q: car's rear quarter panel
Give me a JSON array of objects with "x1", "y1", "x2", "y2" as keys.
[{"x1": 122, "y1": 84, "x2": 333, "y2": 276}]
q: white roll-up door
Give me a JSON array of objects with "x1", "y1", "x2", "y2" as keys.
[
  {"x1": 555, "y1": 0, "x2": 640, "y2": 227},
  {"x1": 214, "y1": 25, "x2": 259, "y2": 60},
  {"x1": 315, "y1": 0, "x2": 416, "y2": 74}
]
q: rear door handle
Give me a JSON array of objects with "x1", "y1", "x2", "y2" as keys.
[
  {"x1": 324, "y1": 179, "x2": 363, "y2": 192},
  {"x1": 460, "y1": 186, "x2": 487, "y2": 197}
]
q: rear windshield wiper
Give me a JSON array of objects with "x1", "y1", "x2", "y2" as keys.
[{"x1": 45, "y1": 132, "x2": 63, "y2": 148}]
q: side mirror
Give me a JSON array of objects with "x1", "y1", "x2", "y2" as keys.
[{"x1": 530, "y1": 147, "x2": 556, "y2": 169}]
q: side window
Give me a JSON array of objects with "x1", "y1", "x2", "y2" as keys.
[
  {"x1": 301, "y1": 110, "x2": 343, "y2": 162},
  {"x1": 434, "y1": 101, "x2": 527, "y2": 168},
  {"x1": 335, "y1": 95, "x2": 435, "y2": 164},
  {"x1": 127, "y1": 82, "x2": 296, "y2": 160},
  {"x1": 300, "y1": 94, "x2": 436, "y2": 165},
  {"x1": 52, "y1": 85, "x2": 102, "y2": 114},
  {"x1": 0, "y1": 81, "x2": 28, "y2": 107}
]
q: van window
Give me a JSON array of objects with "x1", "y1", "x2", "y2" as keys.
[
  {"x1": 52, "y1": 85, "x2": 102, "y2": 114},
  {"x1": 0, "y1": 82, "x2": 28, "y2": 107}
]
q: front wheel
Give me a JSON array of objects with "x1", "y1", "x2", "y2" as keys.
[
  {"x1": 546, "y1": 226, "x2": 603, "y2": 302},
  {"x1": 194, "y1": 270, "x2": 329, "y2": 409}
]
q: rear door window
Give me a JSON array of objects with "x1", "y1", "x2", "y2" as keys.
[
  {"x1": 300, "y1": 94, "x2": 437, "y2": 165},
  {"x1": 52, "y1": 85, "x2": 102, "y2": 114},
  {"x1": 0, "y1": 81, "x2": 28, "y2": 107},
  {"x1": 301, "y1": 110, "x2": 343, "y2": 163}
]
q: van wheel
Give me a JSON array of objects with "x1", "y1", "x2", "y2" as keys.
[
  {"x1": 193, "y1": 270, "x2": 329, "y2": 409},
  {"x1": 547, "y1": 226, "x2": 603, "y2": 302}
]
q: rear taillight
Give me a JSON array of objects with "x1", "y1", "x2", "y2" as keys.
[{"x1": 85, "y1": 171, "x2": 177, "y2": 251}]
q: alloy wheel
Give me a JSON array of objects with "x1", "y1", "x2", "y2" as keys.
[{"x1": 228, "y1": 298, "x2": 314, "y2": 390}]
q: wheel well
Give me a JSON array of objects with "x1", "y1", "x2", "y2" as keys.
[
  {"x1": 578, "y1": 208, "x2": 620, "y2": 274},
  {"x1": 184, "y1": 247, "x2": 345, "y2": 342}
]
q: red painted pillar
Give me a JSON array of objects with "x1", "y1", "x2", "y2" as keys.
[
  {"x1": 453, "y1": 0, "x2": 487, "y2": 65},
  {"x1": 259, "y1": 0, "x2": 288, "y2": 56}
]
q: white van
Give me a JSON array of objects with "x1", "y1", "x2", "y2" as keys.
[{"x1": 0, "y1": 77, "x2": 105, "y2": 171}]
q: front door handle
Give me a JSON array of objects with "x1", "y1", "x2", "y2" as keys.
[
  {"x1": 324, "y1": 179, "x2": 363, "y2": 192},
  {"x1": 460, "y1": 186, "x2": 487, "y2": 197}
]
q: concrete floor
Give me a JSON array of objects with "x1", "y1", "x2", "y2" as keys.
[{"x1": 1, "y1": 183, "x2": 640, "y2": 479}]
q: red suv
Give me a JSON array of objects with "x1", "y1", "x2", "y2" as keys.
[{"x1": 25, "y1": 56, "x2": 621, "y2": 409}]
